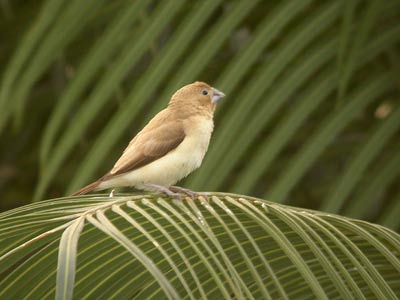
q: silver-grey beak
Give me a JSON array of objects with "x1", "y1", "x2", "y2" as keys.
[{"x1": 211, "y1": 87, "x2": 225, "y2": 103}]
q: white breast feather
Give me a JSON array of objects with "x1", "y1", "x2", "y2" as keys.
[{"x1": 98, "y1": 117, "x2": 213, "y2": 190}]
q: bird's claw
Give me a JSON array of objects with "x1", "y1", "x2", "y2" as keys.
[
  {"x1": 143, "y1": 183, "x2": 207, "y2": 200},
  {"x1": 143, "y1": 183, "x2": 183, "y2": 200},
  {"x1": 169, "y1": 186, "x2": 209, "y2": 199},
  {"x1": 162, "y1": 189, "x2": 183, "y2": 200}
]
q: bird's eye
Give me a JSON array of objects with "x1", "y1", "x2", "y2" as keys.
[{"x1": 202, "y1": 89, "x2": 208, "y2": 96}]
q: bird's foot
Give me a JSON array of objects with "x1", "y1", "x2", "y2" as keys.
[
  {"x1": 143, "y1": 183, "x2": 183, "y2": 200},
  {"x1": 169, "y1": 186, "x2": 209, "y2": 199}
]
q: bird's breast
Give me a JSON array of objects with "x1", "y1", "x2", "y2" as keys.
[
  {"x1": 181, "y1": 116, "x2": 214, "y2": 169},
  {"x1": 103, "y1": 116, "x2": 214, "y2": 189}
]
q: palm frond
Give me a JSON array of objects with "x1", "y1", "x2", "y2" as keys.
[{"x1": 1, "y1": 194, "x2": 399, "y2": 299}]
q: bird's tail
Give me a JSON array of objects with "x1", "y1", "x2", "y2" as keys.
[{"x1": 71, "y1": 180, "x2": 101, "y2": 196}]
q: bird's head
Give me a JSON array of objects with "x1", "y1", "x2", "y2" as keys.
[{"x1": 169, "y1": 81, "x2": 225, "y2": 116}]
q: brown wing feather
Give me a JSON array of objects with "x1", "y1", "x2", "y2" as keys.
[{"x1": 104, "y1": 110, "x2": 185, "y2": 178}]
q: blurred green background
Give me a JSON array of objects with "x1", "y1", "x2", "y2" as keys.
[{"x1": 0, "y1": 0, "x2": 399, "y2": 229}]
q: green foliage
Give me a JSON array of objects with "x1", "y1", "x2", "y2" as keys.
[
  {"x1": 0, "y1": 0, "x2": 399, "y2": 229},
  {"x1": 1, "y1": 193, "x2": 399, "y2": 299}
]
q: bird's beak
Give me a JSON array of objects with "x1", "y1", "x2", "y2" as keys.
[{"x1": 212, "y1": 87, "x2": 225, "y2": 103}]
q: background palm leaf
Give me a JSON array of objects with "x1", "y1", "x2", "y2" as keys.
[
  {"x1": 0, "y1": 0, "x2": 399, "y2": 231},
  {"x1": 1, "y1": 194, "x2": 399, "y2": 299}
]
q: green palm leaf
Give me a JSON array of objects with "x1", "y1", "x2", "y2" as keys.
[{"x1": 1, "y1": 194, "x2": 400, "y2": 299}]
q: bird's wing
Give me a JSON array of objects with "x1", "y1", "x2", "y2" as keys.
[{"x1": 106, "y1": 119, "x2": 185, "y2": 177}]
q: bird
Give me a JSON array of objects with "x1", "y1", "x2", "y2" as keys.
[{"x1": 71, "y1": 81, "x2": 225, "y2": 198}]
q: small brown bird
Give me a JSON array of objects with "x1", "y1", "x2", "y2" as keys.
[{"x1": 72, "y1": 81, "x2": 225, "y2": 198}]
